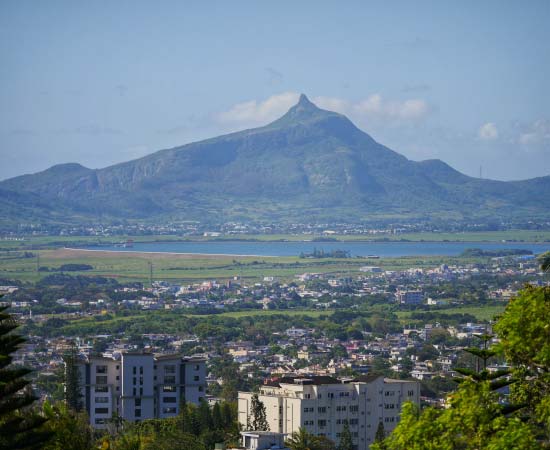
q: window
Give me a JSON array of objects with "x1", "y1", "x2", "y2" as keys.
[
  {"x1": 116, "y1": 375, "x2": 119, "y2": 381},
  {"x1": 305, "y1": 393, "x2": 311, "y2": 399},
  {"x1": 133, "y1": 388, "x2": 136, "y2": 396},
  {"x1": 95, "y1": 376, "x2": 107, "y2": 385},
  {"x1": 408, "y1": 390, "x2": 414, "y2": 396},
  {"x1": 135, "y1": 409, "x2": 141, "y2": 418},
  {"x1": 133, "y1": 367, "x2": 136, "y2": 375},
  {"x1": 139, "y1": 377, "x2": 143, "y2": 385},
  {"x1": 198, "y1": 386, "x2": 204, "y2": 392},
  {"x1": 350, "y1": 405, "x2": 359, "y2": 412},
  {"x1": 165, "y1": 376, "x2": 176, "y2": 384},
  {"x1": 96, "y1": 365, "x2": 107, "y2": 374},
  {"x1": 165, "y1": 365, "x2": 176, "y2": 374},
  {"x1": 116, "y1": 365, "x2": 119, "y2": 370},
  {"x1": 95, "y1": 397, "x2": 109, "y2": 403},
  {"x1": 140, "y1": 388, "x2": 143, "y2": 396},
  {"x1": 193, "y1": 375, "x2": 200, "y2": 382},
  {"x1": 95, "y1": 386, "x2": 108, "y2": 393},
  {"x1": 95, "y1": 407, "x2": 108, "y2": 414},
  {"x1": 194, "y1": 364, "x2": 200, "y2": 371},
  {"x1": 336, "y1": 405, "x2": 347, "y2": 412},
  {"x1": 350, "y1": 419, "x2": 359, "y2": 425},
  {"x1": 318, "y1": 407, "x2": 326, "y2": 413},
  {"x1": 133, "y1": 377, "x2": 137, "y2": 385},
  {"x1": 139, "y1": 366, "x2": 143, "y2": 374},
  {"x1": 163, "y1": 407, "x2": 177, "y2": 414},
  {"x1": 135, "y1": 398, "x2": 141, "y2": 407},
  {"x1": 163, "y1": 397, "x2": 177, "y2": 403},
  {"x1": 163, "y1": 385, "x2": 177, "y2": 392},
  {"x1": 95, "y1": 418, "x2": 106, "y2": 425},
  {"x1": 318, "y1": 420, "x2": 327, "y2": 427}
]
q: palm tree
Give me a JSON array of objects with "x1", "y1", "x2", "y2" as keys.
[{"x1": 285, "y1": 427, "x2": 335, "y2": 450}]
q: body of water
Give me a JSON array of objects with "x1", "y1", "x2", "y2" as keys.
[{"x1": 82, "y1": 241, "x2": 550, "y2": 258}]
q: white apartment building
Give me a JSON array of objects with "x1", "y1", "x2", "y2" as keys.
[
  {"x1": 238, "y1": 375, "x2": 420, "y2": 450},
  {"x1": 395, "y1": 290, "x2": 424, "y2": 305},
  {"x1": 75, "y1": 352, "x2": 206, "y2": 428}
]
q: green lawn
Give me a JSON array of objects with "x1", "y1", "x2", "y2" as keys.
[
  {"x1": 0, "y1": 248, "x2": 480, "y2": 284},
  {"x1": 396, "y1": 305, "x2": 506, "y2": 323}
]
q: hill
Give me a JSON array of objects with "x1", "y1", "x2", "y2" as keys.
[{"x1": 1, "y1": 94, "x2": 549, "y2": 225}]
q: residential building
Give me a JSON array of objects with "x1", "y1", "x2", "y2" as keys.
[
  {"x1": 74, "y1": 352, "x2": 206, "y2": 428},
  {"x1": 238, "y1": 375, "x2": 420, "y2": 450},
  {"x1": 395, "y1": 290, "x2": 424, "y2": 305}
]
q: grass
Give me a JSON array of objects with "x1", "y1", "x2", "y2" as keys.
[
  {"x1": 0, "y1": 248, "x2": 485, "y2": 284},
  {"x1": 396, "y1": 305, "x2": 506, "y2": 323}
]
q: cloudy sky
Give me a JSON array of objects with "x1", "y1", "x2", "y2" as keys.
[{"x1": 1, "y1": 1, "x2": 549, "y2": 181}]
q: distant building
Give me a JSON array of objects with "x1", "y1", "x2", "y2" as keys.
[
  {"x1": 228, "y1": 431, "x2": 290, "y2": 450},
  {"x1": 73, "y1": 353, "x2": 206, "y2": 428},
  {"x1": 238, "y1": 375, "x2": 420, "y2": 450},
  {"x1": 395, "y1": 290, "x2": 424, "y2": 305}
]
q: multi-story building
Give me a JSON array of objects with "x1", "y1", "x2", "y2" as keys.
[
  {"x1": 75, "y1": 352, "x2": 206, "y2": 428},
  {"x1": 238, "y1": 375, "x2": 420, "y2": 450},
  {"x1": 395, "y1": 290, "x2": 424, "y2": 305}
]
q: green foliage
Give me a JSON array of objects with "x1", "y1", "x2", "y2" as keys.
[
  {"x1": 62, "y1": 343, "x2": 82, "y2": 411},
  {"x1": 285, "y1": 427, "x2": 336, "y2": 450},
  {"x1": 373, "y1": 382, "x2": 539, "y2": 450},
  {"x1": 378, "y1": 285, "x2": 550, "y2": 449},
  {"x1": 494, "y1": 285, "x2": 550, "y2": 443},
  {"x1": 337, "y1": 422, "x2": 354, "y2": 450},
  {"x1": 42, "y1": 401, "x2": 93, "y2": 450},
  {"x1": 0, "y1": 305, "x2": 52, "y2": 450},
  {"x1": 247, "y1": 393, "x2": 269, "y2": 431}
]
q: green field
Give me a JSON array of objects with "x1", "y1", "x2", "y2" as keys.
[
  {"x1": 396, "y1": 305, "x2": 506, "y2": 323},
  {"x1": 0, "y1": 248, "x2": 483, "y2": 284}
]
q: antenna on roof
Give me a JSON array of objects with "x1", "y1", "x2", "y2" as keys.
[{"x1": 479, "y1": 165, "x2": 483, "y2": 179}]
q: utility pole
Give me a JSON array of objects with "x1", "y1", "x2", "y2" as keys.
[{"x1": 148, "y1": 261, "x2": 153, "y2": 287}]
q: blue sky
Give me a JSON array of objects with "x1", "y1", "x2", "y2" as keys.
[{"x1": 1, "y1": 0, "x2": 549, "y2": 181}]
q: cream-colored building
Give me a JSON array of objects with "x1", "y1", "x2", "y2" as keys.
[{"x1": 239, "y1": 375, "x2": 420, "y2": 450}]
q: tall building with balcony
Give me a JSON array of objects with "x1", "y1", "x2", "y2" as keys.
[
  {"x1": 238, "y1": 375, "x2": 420, "y2": 450},
  {"x1": 74, "y1": 353, "x2": 206, "y2": 428}
]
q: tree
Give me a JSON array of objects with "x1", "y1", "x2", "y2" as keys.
[
  {"x1": 62, "y1": 343, "x2": 82, "y2": 412},
  {"x1": 374, "y1": 422, "x2": 386, "y2": 447},
  {"x1": 42, "y1": 401, "x2": 94, "y2": 450},
  {"x1": 538, "y1": 251, "x2": 550, "y2": 273},
  {"x1": 285, "y1": 427, "x2": 335, "y2": 450},
  {"x1": 212, "y1": 402, "x2": 223, "y2": 430},
  {"x1": 374, "y1": 285, "x2": 549, "y2": 450},
  {"x1": 337, "y1": 422, "x2": 353, "y2": 450},
  {"x1": 0, "y1": 305, "x2": 52, "y2": 450},
  {"x1": 372, "y1": 382, "x2": 538, "y2": 450},
  {"x1": 494, "y1": 285, "x2": 550, "y2": 444},
  {"x1": 247, "y1": 393, "x2": 269, "y2": 431}
]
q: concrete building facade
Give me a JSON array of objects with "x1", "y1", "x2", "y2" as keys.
[
  {"x1": 75, "y1": 353, "x2": 206, "y2": 428},
  {"x1": 238, "y1": 375, "x2": 420, "y2": 450}
]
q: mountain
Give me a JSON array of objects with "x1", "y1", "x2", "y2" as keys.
[{"x1": 2, "y1": 94, "x2": 550, "y2": 225}]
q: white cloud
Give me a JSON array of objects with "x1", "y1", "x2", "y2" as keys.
[
  {"x1": 518, "y1": 119, "x2": 550, "y2": 146},
  {"x1": 478, "y1": 122, "x2": 499, "y2": 141},
  {"x1": 217, "y1": 92, "x2": 431, "y2": 129},
  {"x1": 216, "y1": 92, "x2": 299, "y2": 125},
  {"x1": 314, "y1": 94, "x2": 429, "y2": 122}
]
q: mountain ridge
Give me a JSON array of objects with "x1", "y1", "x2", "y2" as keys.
[{"x1": 2, "y1": 94, "x2": 549, "y2": 224}]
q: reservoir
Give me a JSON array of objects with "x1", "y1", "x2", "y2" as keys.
[{"x1": 83, "y1": 241, "x2": 550, "y2": 258}]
